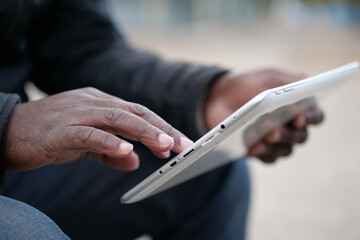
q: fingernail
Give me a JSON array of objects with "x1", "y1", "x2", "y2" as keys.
[
  {"x1": 159, "y1": 151, "x2": 171, "y2": 158},
  {"x1": 295, "y1": 116, "x2": 306, "y2": 128},
  {"x1": 251, "y1": 143, "x2": 266, "y2": 156},
  {"x1": 133, "y1": 153, "x2": 140, "y2": 170},
  {"x1": 119, "y1": 142, "x2": 133, "y2": 154},
  {"x1": 268, "y1": 130, "x2": 281, "y2": 143},
  {"x1": 180, "y1": 137, "x2": 193, "y2": 149},
  {"x1": 158, "y1": 134, "x2": 174, "y2": 148}
]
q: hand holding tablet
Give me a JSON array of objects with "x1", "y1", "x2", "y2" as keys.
[
  {"x1": 122, "y1": 62, "x2": 359, "y2": 204},
  {"x1": 205, "y1": 68, "x2": 324, "y2": 163}
]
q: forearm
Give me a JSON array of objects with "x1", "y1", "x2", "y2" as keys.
[
  {"x1": 28, "y1": 0, "x2": 228, "y2": 140},
  {"x1": 37, "y1": 45, "x2": 227, "y2": 140},
  {"x1": 81, "y1": 47, "x2": 228, "y2": 140}
]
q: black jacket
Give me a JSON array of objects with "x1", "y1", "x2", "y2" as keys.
[{"x1": 0, "y1": 0, "x2": 227, "y2": 184}]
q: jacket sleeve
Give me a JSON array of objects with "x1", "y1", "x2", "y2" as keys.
[
  {"x1": 0, "y1": 92, "x2": 21, "y2": 187},
  {"x1": 27, "y1": 0, "x2": 228, "y2": 140}
]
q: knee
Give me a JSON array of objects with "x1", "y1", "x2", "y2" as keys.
[
  {"x1": 0, "y1": 195, "x2": 69, "y2": 239},
  {"x1": 213, "y1": 158, "x2": 251, "y2": 213}
]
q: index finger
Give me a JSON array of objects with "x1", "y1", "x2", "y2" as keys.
[
  {"x1": 85, "y1": 89, "x2": 194, "y2": 153},
  {"x1": 127, "y1": 103, "x2": 193, "y2": 152}
]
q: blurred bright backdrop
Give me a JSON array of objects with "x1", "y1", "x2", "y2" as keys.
[
  {"x1": 103, "y1": 1, "x2": 360, "y2": 240},
  {"x1": 28, "y1": 0, "x2": 360, "y2": 239},
  {"x1": 108, "y1": 0, "x2": 360, "y2": 29}
]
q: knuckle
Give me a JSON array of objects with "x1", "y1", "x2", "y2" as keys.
[
  {"x1": 298, "y1": 131, "x2": 308, "y2": 143},
  {"x1": 100, "y1": 134, "x2": 113, "y2": 150},
  {"x1": 130, "y1": 103, "x2": 151, "y2": 117},
  {"x1": 162, "y1": 124, "x2": 177, "y2": 136},
  {"x1": 105, "y1": 109, "x2": 128, "y2": 127},
  {"x1": 83, "y1": 87, "x2": 98, "y2": 93},
  {"x1": 75, "y1": 128, "x2": 96, "y2": 149},
  {"x1": 282, "y1": 130, "x2": 295, "y2": 143},
  {"x1": 136, "y1": 122, "x2": 153, "y2": 139},
  {"x1": 285, "y1": 148, "x2": 293, "y2": 156},
  {"x1": 281, "y1": 146, "x2": 293, "y2": 156},
  {"x1": 287, "y1": 132, "x2": 296, "y2": 143}
]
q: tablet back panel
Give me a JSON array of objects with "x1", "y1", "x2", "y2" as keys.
[{"x1": 122, "y1": 62, "x2": 359, "y2": 204}]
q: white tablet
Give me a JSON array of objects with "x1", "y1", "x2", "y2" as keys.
[{"x1": 121, "y1": 62, "x2": 359, "y2": 204}]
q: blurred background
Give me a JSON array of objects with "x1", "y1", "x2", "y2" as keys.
[
  {"x1": 108, "y1": 0, "x2": 360, "y2": 29},
  {"x1": 108, "y1": 0, "x2": 360, "y2": 240},
  {"x1": 29, "y1": 0, "x2": 360, "y2": 239}
]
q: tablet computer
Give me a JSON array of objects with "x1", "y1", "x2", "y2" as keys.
[{"x1": 121, "y1": 62, "x2": 359, "y2": 204}]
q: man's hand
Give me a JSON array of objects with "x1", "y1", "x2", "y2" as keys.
[
  {"x1": 0, "y1": 88, "x2": 193, "y2": 172},
  {"x1": 205, "y1": 69, "x2": 324, "y2": 163}
]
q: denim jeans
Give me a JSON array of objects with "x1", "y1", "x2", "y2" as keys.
[
  {"x1": 0, "y1": 195, "x2": 69, "y2": 239},
  {"x1": 0, "y1": 143, "x2": 250, "y2": 240}
]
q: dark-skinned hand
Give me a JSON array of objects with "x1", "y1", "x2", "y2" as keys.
[
  {"x1": 205, "y1": 69, "x2": 324, "y2": 163},
  {"x1": 0, "y1": 87, "x2": 193, "y2": 171}
]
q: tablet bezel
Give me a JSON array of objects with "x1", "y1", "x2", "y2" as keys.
[{"x1": 121, "y1": 62, "x2": 359, "y2": 204}]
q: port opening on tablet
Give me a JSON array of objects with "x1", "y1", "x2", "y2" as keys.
[{"x1": 183, "y1": 149, "x2": 194, "y2": 158}]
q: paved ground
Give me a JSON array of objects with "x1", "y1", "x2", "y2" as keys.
[
  {"x1": 125, "y1": 25, "x2": 360, "y2": 240},
  {"x1": 27, "y1": 24, "x2": 360, "y2": 240}
]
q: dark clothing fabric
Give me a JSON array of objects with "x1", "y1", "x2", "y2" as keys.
[
  {"x1": 0, "y1": 0, "x2": 227, "y2": 140},
  {"x1": 0, "y1": 0, "x2": 250, "y2": 239},
  {"x1": 0, "y1": 146, "x2": 250, "y2": 240},
  {"x1": 0, "y1": 0, "x2": 227, "y2": 188},
  {"x1": 0, "y1": 195, "x2": 69, "y2": 239},
  {"x1": 0, "y1": 93, "x2": 20, "y2": 187},
  {"x1": 0, "y1": 93, "x2": 20, "y2": 145}
]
